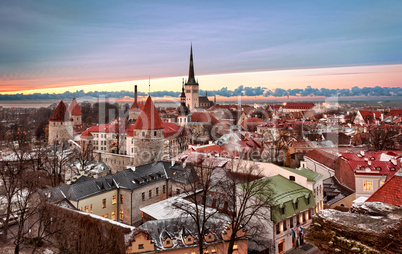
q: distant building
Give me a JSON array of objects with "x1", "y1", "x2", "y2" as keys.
[{"x1": 354, "y1": 110, "x2": 383, "y2": 125}]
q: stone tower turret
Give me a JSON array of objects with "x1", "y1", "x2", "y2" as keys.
[
  {"x1": 68, "y1": 98, "x2": 82, "y2": 126},
  {"x1": 133, "y1": 96, "x2": 164, "y2": 166},
  {"x1": 48, "y1": 100, "x2": 73, "y2": 145}
]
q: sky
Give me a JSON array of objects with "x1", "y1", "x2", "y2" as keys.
[{"x1": 1, "y1": 0, "x2": 402, "y2": 95}]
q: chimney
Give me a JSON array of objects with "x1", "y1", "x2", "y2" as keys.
[{"x1": 134, "y1": 85, "x2": 138, "y2": 104}]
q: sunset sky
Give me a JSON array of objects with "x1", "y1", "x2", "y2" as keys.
[{"x1": 1, "y1": 1, "x2": 402, "y2": 95}]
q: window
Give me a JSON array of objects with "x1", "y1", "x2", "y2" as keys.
[
  {"x1": 281, "y1": 207, "x2": 285, "y2": 215},
  {"x1": 295, "y1": 200, "x2": 299, "y2": 210},
  {"x1": 120, "y1": 194, "x2": 124, "y2": 204},
  {"x1": 307, "y1": 196, "x2": 310, "y2": 205},
  {"x1": 364, "y1": 180, "x2": 373, "y2": 191},
  {"x1": 290, "y1": 217, "x2": 294, "y2": 228},
  {"x1": 120, "y1": 210, "x2": 124, "y2": 220},
  {"x1": 102, "y1": 199, "x2": 106, "y2": 208},
  {"x1": 380, "y1": 181, "x2": 385, "y2": 186},
  {"x1": 233, "y1": 245, "x2": 238, "y2": 250},
  {"x1": 283, "y1": 220, "x2": 287, "y2": 231},
  {"x1": 112, "y1": 211, "x2": 115, "y2": 221},
  {"x1": 138, "y1": 244, "x2": 144, "y2": 249},
  {"x1": 142, "y1": 192, "x2": 145, "y2": 201},
  {"x1": 276, "y1": 223, "x2": 280, "y2": 234},
  {"x1": 104, "y1": 214, "x2": 108, "y2": 218},
  {"x1": 154, "y1": 131, "x2": 157, "y2": 136},
  {"x1": 278, "y1": 240, "x2": 285, "y2": 254},
  {"x1": 84, "y1": 206, "x2": 89, "y2": 213},
  {"x1": 176, "y1": 189, "x2": 180, "y2": 195},
  {"x1": 142, "y1": 132, "x2": 145, "y2": 137},
  {"x1": 149, "y1": 190, "x2": 152, "y2": 199},
  {"x1": 156, "y1": 187, "x2": 159, "y2": 196},
  {"x1": 166, "y1": 240, "x2": 171, "y2": 245},
  {"x1": 289, "y1": 175, "x2": 295, "y2": 181},
  {"x1": 90, "y1": 204, "x2": 93, "y2": 213},
  {"x1": 163, "y1": 185, "x2": 166, "y2": 194},
  {"x1": 112, "y1": 195, "x2": 116, "y2": 205}
]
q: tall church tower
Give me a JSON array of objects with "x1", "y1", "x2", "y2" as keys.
[{"x1": 184, "y1": 44, "x2": 199, "y2": 111}]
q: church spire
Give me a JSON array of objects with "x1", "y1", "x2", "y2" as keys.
[
  {"x1": 180, "y1": 79, "x2": 186, "y2": 103},
  {"x1": 186, "y1": 44, "x2": 198, "y2": 85}
]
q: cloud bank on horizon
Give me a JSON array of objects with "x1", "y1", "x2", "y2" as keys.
[
  {"x1": 1, "y1": 86, "x2": 401, "y2": 101},
  {"x1": 1, "y1": 1, "x2": 402, "y2": 93}
]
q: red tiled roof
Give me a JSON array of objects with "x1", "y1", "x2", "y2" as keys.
[
  {"x1": 191, "y1": 112, "x2": 220, "y2": 125},
  {"x1": 305, "y1": 149, "x2": 338, "y2": 169},
  {"x1": 365, "y1": 172, "x2": 402, "y2": 206},
  {"x1": 130, "y1": 101, "x2": 140, "y2": 111},
  {"x1": 80, "y1": 130, "x2": 93, "y2": 139},
  {"x1": 133, "y1": 96, "x2": 164, "y2": 130},
  {"x1": 49, "y1": 101, "x2": 70, "y2": 122},
  {"x1": 67, "y1": 98, "x2": 78, "y2": 114},
  {"x1": 341, "y1": 151, "x2": 401, "y2": 178},
  {"x1": 87, "y1": 124, "x2": 126, "y2": 133},
  {"x1": 386, "y1": 109, "x2": 402, "y2": 117},
  {"x1": 284, "y1": 102, "x2": 314, "y2": 110},
  {"x1": 71, "y1": 104, "x2": 82, "y2": 116},
  {"x1": 241, "y1": 118, "x2": 264, "y2": 130},
  {"x1": 163, "y1": 122, "x2": 189, "y2": 138},
  {"x1": 358, "y1": 110, "x2": 382, "y2": 119}
]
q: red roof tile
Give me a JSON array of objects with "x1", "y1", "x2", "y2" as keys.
[
  {"x1": 386, "y1": 109, "x2": 402, "y2": 118},
  {"x1": 67, "y1": 98, "x2": 78, "y2": 114},
  {"x1": 191, "y1": 112, "x2": 220, "y2": 125},
  {"x1": 365, "y1": 172, "x2": 402, "y2": 206},
  {"x1": 49, "y1": 101, "x2": 70, "y2": 122},
  {"x1": 358, "y1": 110, "x2": 383, "y2": 119},
  {"x1": 71, "y1": 104, "x2": 82, "y2": 116},
  {"x1": 284, "y1": 102, "x2": 314, "y2": 110},
  {"x1": 241, "y1": 118, "x2": 264, "y2": 131},
  {"x1": 80, "y1": 130, "x2": 93, "y2": 139},
  {"x1": 341, "y1": 151, "x2": 401, "y2": 178},
  {"x1": 305, "y1": 149, "x2": 338, "y2": 169},
  {"x1": 133, "y1": 96, "x2": 164, "y2": 130}
]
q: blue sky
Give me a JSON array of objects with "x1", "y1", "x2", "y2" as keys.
[{"x1": 1, "y1": 0, "x2": 401, "y2": 93}]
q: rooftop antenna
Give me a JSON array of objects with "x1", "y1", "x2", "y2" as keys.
[{"x1": 148, "y1": 76, "x2": 151, "y2": 96}]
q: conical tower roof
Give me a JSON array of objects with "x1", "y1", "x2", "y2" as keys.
[
  {"x1": 185, "y1": 44, "x2": 198, "y2": 86},
  {"x1": 133, "y1": 96, "x2": 164, "y2": 130},
  {"x1": 49, "y1": 100, "x2": 70, "y2": 122},
  {"x1": 68, "y1": 98, "x2": 82, "y2": 115}
]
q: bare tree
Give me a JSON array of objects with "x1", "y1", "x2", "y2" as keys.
[
  {"x1": 41, "y1": 143, "x2": 74, "y2": 187},
  {"x1": 172, "y1": 160, "x2": 220, "y2": 254},
  {"x1": 369, "y1": 125, "x2": 399, "y2": 151},
  {"x1": 217, "y1": 159, "x2": 274, "y2": 254},
  {"x1": 173, "y1": 157, "x2": 274, "y2": 254}
]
